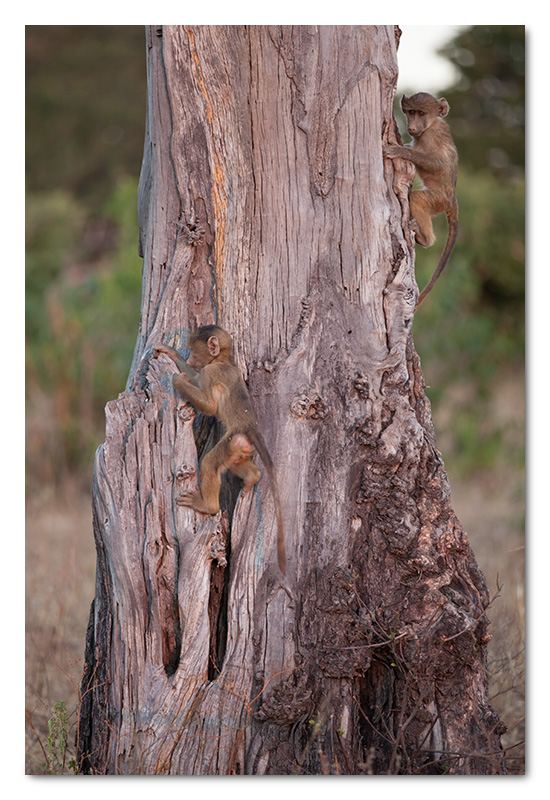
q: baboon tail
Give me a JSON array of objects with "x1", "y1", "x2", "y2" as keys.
[
  {"x1": 416, "y1": 198, "x2": 459, "y2": 308},
  {"x1": 246, "y1": 428, "x2": 286, "y2": 575}
]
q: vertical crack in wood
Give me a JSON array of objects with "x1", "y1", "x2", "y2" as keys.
[
  {"x1": 185, "y1": 27, "x2": 227, "y2": 320},
  {"x1": 191, "y1": 413, "x2": 241, "y2": 681},
  {"x1": 207, "y1": 536, "x2": 228, "y2": 681}
]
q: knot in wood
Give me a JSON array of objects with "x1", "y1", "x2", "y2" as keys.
[
  {"x1": 209, "y1": 519, "x2": 228, "y2": 567},
  {"x1": 178, "y1": 216, "x2": 205, "y2": 246},
  {"x1": 353, "y1": 371, "x2": 370, "y2": 399},
  {"x1": 377, "y1": 436, "x2": 401, "y2": 464},
  {"x1": 176, "y1": 464, "x2": 195, "y2": 482},
  {"x1": 300, "y1": 295, "x2": 312, "y2": 319},
  {"x1": 356, "y1": 466, "x2": 383, "y2": 504},
  {"x1": 290, "y1": 385, "x2": 328, "y2": 420},
  {"x1": 254, "y1": 669, "x2": 312, "y2": 725},
  {"x1": 295, "y1": 296, "x2": 312, "y2": 335},
  {"x1": 355, "y1": 415, "x2": 377, "y2": 446}
]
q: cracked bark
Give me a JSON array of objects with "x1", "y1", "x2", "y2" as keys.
[{"x1": 78, "y1": 24, "x2": 505, "y2": 775}]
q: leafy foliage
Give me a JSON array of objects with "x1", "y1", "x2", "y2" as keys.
[
  {"x1": 44, "y1": 702, "x2": 69, "y2": 774},
  {"x1": 438, "y1": 25, "x2": 525, "y2": 177},
  {"x1": 26, "y1": 26, "x2": 146, "y2": 487},
  {"x1": 26, "y1": 25, "x2": 146, "y2": 207},
  {"x1": 414, "y1": 167, "x2": 524, "y2": 381},
  {"x1": 26, "y1": 178, "x2": 142, "y2": 486}
]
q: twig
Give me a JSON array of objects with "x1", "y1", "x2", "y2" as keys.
[{"x1": 25, "y1": 708, "x2": 50, "y2": 770}]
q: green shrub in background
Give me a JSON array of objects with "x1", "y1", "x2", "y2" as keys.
[
  {"x1": 414, "y1": 168, "x2": 524, "y2": 383},
  {"x1": 26, "y1": 177, "x2": 142, "y2": 489},
  {"x1": 412, "y1": 166, "x2": 524, "y2": 478}
]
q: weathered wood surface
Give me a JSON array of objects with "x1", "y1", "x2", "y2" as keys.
[{"x1": 78, "y1": 25, "x2": 505, "y2": 774}]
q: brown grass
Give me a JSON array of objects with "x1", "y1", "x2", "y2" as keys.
[
  {"x1": 25, "y1": 485, "x2": 96, "y2": 774},
  {"x1": 449, "y1": 471, "x2": 525, "y2": 773},
  {"x1": 439, "y1": 373, "x2": 525, "y2": 774}
]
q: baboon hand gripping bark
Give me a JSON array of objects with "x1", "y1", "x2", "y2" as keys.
[
  {"x1": 384, "y1": 92, "x2": 459, "y2": 307},
  {"x1": 154, "y1": 325, "x2": 286, "y2": 574}
]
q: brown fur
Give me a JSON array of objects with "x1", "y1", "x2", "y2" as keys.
[
  {"x1": 154, "y1": 326, "x2": 286, "y2": 574},
  {"x1": 384, "y1": 92, "x2": 459, "y2": 307}
]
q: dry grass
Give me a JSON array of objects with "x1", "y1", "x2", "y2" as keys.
[
  {"x1": 449, "y1": 471, "x2": 525, "y2": 774},
  {"x1": 25, "y1": 486, "x2": 96, "y2": 774},
  {"x1": 440, "y1": 373, "x2": 525, "y2": 774}
]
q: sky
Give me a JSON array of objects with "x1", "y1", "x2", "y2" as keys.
[{"x1": 396, "y1": 25, "x2": 467, "y2": 95}]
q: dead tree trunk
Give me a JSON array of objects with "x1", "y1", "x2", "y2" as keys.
[{"x1": 78, "y1": 25, "x2": 505, "y2": 775}]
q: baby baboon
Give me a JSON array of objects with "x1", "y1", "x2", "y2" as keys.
[
  {"x1": 154, "y1": 326, "x2": 286, "y2": 574},
  {"x1": 384, "y1": 92, "x2": 458, "y2": 307}
]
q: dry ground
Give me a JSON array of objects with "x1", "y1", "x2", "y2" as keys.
[
  {"x1": 25, "y1": 487, "x2": 96, "y2": 774},
  {"x1": 449, "y1": 473, "x2": 525, "y2": 773},
  {"x1": 437, "y1": 371, "x2": 525, "y2": 773}
]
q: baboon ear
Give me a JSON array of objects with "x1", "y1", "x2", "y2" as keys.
[
  {"x1": 401, "y1": 94, "x2": 408, "y2": 108},
  {"x1": 438, "y1": 98, "x2": 450, "y2": 118},
  {"x1": 207, "y1": 336, "x2": 220, "y2": 357}
]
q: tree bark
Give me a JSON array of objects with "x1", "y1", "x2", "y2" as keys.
[{"x1": 78, "y1": 24, "x2": 505, "y2": 775}]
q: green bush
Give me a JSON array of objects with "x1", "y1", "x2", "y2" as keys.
[{"x1": 26, "y1": 177, "x2": 142, "y2": 487}]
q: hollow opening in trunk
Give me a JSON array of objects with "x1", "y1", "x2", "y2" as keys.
[{"x1": 194, "y1": 414, "x2": 243, "y2": 680}]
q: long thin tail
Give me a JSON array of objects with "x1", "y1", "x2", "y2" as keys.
[
  {"x1": 247, "y1": 428, "x2": 286, "y2": 574},
  {"x1": 416, "y1": 200, "x2": 459, "y2": 308}
]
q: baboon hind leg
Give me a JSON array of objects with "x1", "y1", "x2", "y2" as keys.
[
  {"x1": 177, "y1": 437, "x2": 231, "y2": 514},
  {"x1": 409, "y1": 189, "x2": 438, "y2": 247}
]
